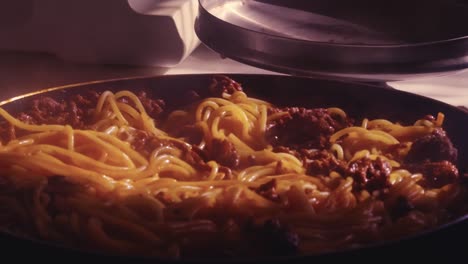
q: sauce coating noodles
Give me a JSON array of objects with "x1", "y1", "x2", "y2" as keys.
[{"x1": 0, "y1": 77, "x2": 466, "y2": 258}]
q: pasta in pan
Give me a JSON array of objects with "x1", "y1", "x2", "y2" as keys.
[{"x1": 0, "y1": 76, "x2": 466, "y2": 258}]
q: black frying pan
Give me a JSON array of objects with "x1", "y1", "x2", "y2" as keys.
[{"x1": 0, "y1": 74, "x2": 467, "y2": 263}]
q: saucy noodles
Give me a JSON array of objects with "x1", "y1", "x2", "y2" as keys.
[{"x1": 0, "y1": 76, "x2": 466, "y2": 258}]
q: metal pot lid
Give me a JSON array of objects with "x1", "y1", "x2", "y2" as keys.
[{"x1": 195, "y1": 0, "x2": 468, "y2": 81}]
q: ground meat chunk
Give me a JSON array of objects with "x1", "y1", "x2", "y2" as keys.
[
  {"x1": 266, "y1": 107, "x2": 351, "y2": 150},
  {"x1": 271, "y1": 147, "x2": 347, "y2": 177},
  {"x1": 67, "y1": 90, "x2": 101, "y2": 126},
  {"x1": 30, "y1": 96, "x2": 66, "y2": 123},
  {"x1": 209, "y1": 139, "x2": 240, "y2": 168},
  {"x1": 136, "y1": 91, "x2": 165, "y2": 119},
  {"x1": 347, "y1": 157, "x2": 392, "y2": 192},
  {"x1": 406, "y1": 161, "x2": 459, "y2": 188},
  {"x1": 181, "y1": 145, "x2": 222, "y2": 175},
  {"x1": 302, "y1": 149, "x2": 347, "y2": 176},
  {"x1": 0, "y1": 89, "x2": 167, "y2": 143},
  {"x1": 36, "y1": 90, "x2": 100, "y2": 127},
  {"x1": 130, "y1": 130, "x2": 155, "y2": 153},
  {"x1": 7, "y1": 90, "x2": 100, "y2": 132},
  {"x1": 405, "y1": 129, "x2": 458, "y2": 163},
  {"x1": 209, "y1": 75, "x2": 243, "y2": 97},
  {"x1": 130, "y1": 130, "x2": 184, "y2": 155},
  {"x1": 17, "y1": 112, "x2": 37, "y2": 124},
  {"x1": 70, "y1": 91, "x2": 100, "y2": 108},
  {"x1": 250, "y1": 179, "x2": 280, "y2": 202}
]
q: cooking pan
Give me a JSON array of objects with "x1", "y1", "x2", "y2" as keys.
[{"x1": 0, "y1": 74, "x2": 467, "y2": 263}]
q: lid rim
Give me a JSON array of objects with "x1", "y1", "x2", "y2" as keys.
[
  {"x1": 196, "y1": 0, "x2": 468, "y2": 80},
  {"x1": 198, "y1": 0, "x2": 468, "y2": 48}
]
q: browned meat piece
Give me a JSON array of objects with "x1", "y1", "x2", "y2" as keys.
[
  {"x1": 180, "y1": 145, "x2": 213, "y2": 172},
  {"x1": 5, "y1": 90, "x2": 100, "y2": 131},
  {"x1": 347, "y1": 157, "x2": 392, "y2": 192},
  {"x1": 0, "y1": 89, "x2": 166, "y2": 143},
  {"x1": 131, "y1": 130, "x2": 184, "y2": 156},
  {"x1": 209, "y1": 139, "x2": 240, "y2": 168},
  {"x1": 250, "y1": 179, "x2": 280, "y2": 202},
  {"x1": 209, "y1": 75, "x2": 243, "y2": 97},
  {"x1": 271, "y1": 147, "x2": 347, "y2": 177},
  {"x1": 266, "y1": 107, "x2": 351, "y2": 150},
  {"x1": 136, "y1": 91, "x2": 165, "y2": 119},
  {"x1": 405, "y1": 129, "x2": 458, "y2": 163},
  {"x1": 67, "y1": 90, "x2": 101, "y2": 126},
  {"x1": 406, "y1": 161, "x2": 459, "y2": 188},
  {"x1": 130, "y1": 130, "x2": 155, "y2": 153},
  {"x1": 30, "y1": 96, "x2": 66, "y2": 123},
  {"x1": 33, "y1": 91, "x2": 100, "y2": 127},
  {"x1": 17, "y1": 112, "x2": 37, "y2": 124},
  {"x1": 70, "y1": 91, "x2": 100, "y2": 107},
  {"x1": 302, "y1": 149, "x2": 347, "y2": 176}
]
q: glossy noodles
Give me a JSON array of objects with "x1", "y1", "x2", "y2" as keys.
[{"x1": 0, "y1": 76, "x2": 466, "y2": 258}]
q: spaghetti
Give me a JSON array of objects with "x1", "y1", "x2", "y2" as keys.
[{"x1": 0, "y1": 76, "x2": 466, "y2": 258}]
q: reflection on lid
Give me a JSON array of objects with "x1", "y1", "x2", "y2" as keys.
[{"x1": 212, "y1": 1, "x2": 398, "y2": 45}]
